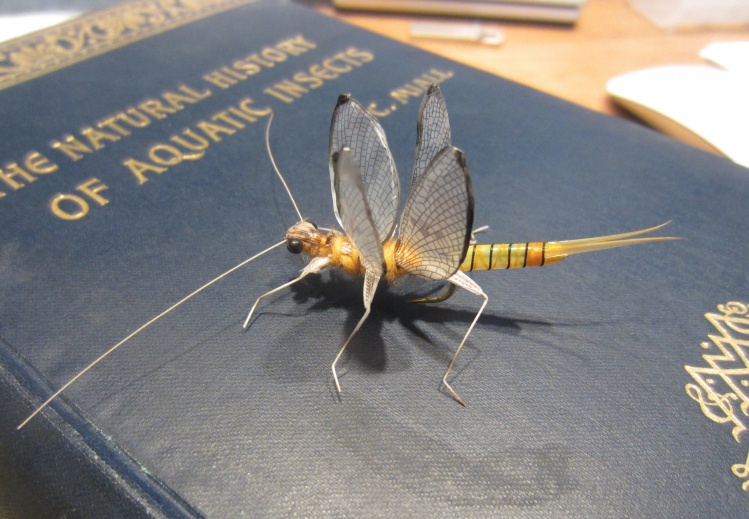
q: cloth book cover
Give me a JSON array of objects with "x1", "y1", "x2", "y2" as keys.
[{"x1": 0, "y1": 0, "x2": 747, "y2": 516}]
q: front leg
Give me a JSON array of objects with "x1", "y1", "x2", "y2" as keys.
[
  {"x1": 331, "y1": 269, "x2": 380, "y2": 396},
  {"x1": 243, "y1": 256, "x2": 330, "y2": 330}
]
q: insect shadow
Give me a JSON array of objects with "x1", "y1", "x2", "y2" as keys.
[{"x1": 251, "y1": 270, "x2": 581, "y2": 385}]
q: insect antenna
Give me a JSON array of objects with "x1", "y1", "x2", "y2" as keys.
[
  {"x1": 266, "y1": 112, "x2": 303, "y2": 222},
  {"x1": 16, "y1": 239, "x2": 286, "y2": 430},
  {"x1": 18, "y1": 114, "x2": 300, "y2": 430}
]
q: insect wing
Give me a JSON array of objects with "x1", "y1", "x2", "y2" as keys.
[
  {"x1": 332, "y1": 148, "x2": 385, "y2": 277},
  {"x1": 329, "y1": 94, "x2": 400, "y2": 243},
  {"x1": 410, "y1": 84, "x2": 451, "y2": 190},
  {"x1": 396, "y1": 146, "x2": 474, "y2": 280}
]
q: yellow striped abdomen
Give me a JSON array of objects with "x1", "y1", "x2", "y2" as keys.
[
  {"x1": 459, "y1": 242, "x2": 566, "y2": 272},
  {"x1": 458, "y1": 223, "x2": 677, "y2": 273}
]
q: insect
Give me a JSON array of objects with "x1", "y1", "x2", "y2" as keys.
[
  {"x1": 243, "y1": 84, "x2": 676, "y2": 406},
  {"x1": 18, "y1": 85, "x2": 675, "y2": 429}
]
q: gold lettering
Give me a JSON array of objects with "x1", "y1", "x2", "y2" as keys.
[
  {"x1": 122, "y1": 158, "x2": 168, "y2": 185},
  {"x1": 233, "y1": 59, "x2": 262, "y2": 75},
  {"x1": 236, "y1": 98, "x2": 272, "y2": 120},
  {"x1": 280, "y1": 34, "x2": 317, "y2": 54},
  {"x1": 221, "y1": 66, "x2": 247, "y2": 80},
  {"x1": 0, "y1": 163, "x2": 36, "y2": 190},
  {"x1": 203, "y1": 70, "x2": 239, "y2": 89},
  {"x1": 97, "y1": 116, "x2": 132, "y2": 136},
  {"x1": 345, "y1": 47, "x2": 374, "y2": 64},
  {"x1": 202, "y1": 36, "x2": 318, "y2": 91},
  {"x1": 685, "y1": 301, "x2": 749, "y2": 490},
  {"x1": 327, "y1": 52, "x2": 358, "y2": 69},
  {"x1": 227, "y1": 107, "x2": 255, "y2": 124},
  {"x1": 246, "y1": 53, "x2": 274, "y2": 67},
  {"x1": 262, "y1": 48, "x2": 287, "y2": 63},
  {"x1": 293, "y1": 71, "x2": 325, "y2": 89},
  {"x1": 264, "y1": 86, "x2": 294, "y2": 103},
  {"x1": 309, "y1": 64, "x2": 338, "y2": 80},
  {"x1": 391, "y1": 84, "x2": 424, "y2": 105},
  {"x1": 120, "y1": 95, "x2": 274, "y2": 186},
  {"x1": 170, "y1": 129, "x2": 209, "y2": 159},
  {"x1": 390, "y1": 69, "x2": 453, "y2": 106},
  {"x1": 24, "y1": 151, "x2": 58, "y2": 174},
  {"x1": 323, "y1": 58, "x2": 350, "y2": 74},
  {"x1": 161, "y1": 90, "x2": 200, "y2": 111},
  {"x1": 367, "y1": 103, "x2": 392, "y2": 117},
  {"x1": 50, "y1": 193, "x2": 89, "y2": 220},
  {"x1": 732, "y1": 451, "x2": 749, "y2": 491},
  {"x1": 81, "y1": 126, "x2": 121, "y2": 150},
  {"x1": 427, "y1": 68, "x2": 454, "y2": 81},
  {"x1": 270, "y1": 80, "x2": 308, "y2": 100},
  {"x1": 178, "y1": 84, "x2": 212, "y2": 100},
  {"x1": 196, "y1": 120, "x2": 236, "y2": 142},
  {"x1": 149, "y1": 144, "x2": 184, "y2": 166},
  {"x1": 260, "y1": 46, "x2": 375, "y2": 105},
  {"x1": 76, "y1": 177, "x2": 109, "y2": 206},
  {"x1": 212, "y1": 111, "x2": 246, "y2": 129},
  {"x1": 138, "y1": 99, "x2": 178, "y2": 119},
  {"x1": 275, "y1": 40, "x2": 302, "y2": 56},
  {"x1": 412, "y1": 78, "x2": 433, "y2": 90},
  {"x1": 50, "y1": 135, "x2": 93, "y2": 161},
  {"x1": 117, "y1": 108, "x2": 151, "y2": 128}
]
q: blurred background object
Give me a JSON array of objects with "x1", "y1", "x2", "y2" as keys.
[
  {"x1": 629, "y1": 0, "x2": 749, "y2": 30},
  {"x1": 0, "y1": 0, "x2": 118, "y2": 42},
  {"x1": 608, "y1": 50, "x2": 749, "y2": 168},
  {"x1": 0, "y1": 11, "x2": 78, "y2": 42},
  {"x1": 409, "y1": 21, "x2": 505, "y2": 45},
  {"x1": 332, "y1": 0, "x2": 587, "y2": 25}
]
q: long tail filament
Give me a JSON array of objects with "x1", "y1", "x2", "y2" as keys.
[{"x1": 543, "y1": 221, "x2": 678, "y2": 264}]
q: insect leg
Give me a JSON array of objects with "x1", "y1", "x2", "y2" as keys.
[
  {"x1": 242, "y1": 256, "x2": 330, "y2": 330},
  {"x1": 470, "y1": 225, "x2": 489, "y2": 244},
  {"x1": 331, "y1": 270, "x2": 380, "y2": 396},
  {"x1": 408, "y1": 283, "x2": 456, "y2": 304},
  {"x1": 408, "y1": 224, "x2": 488, "y2": 304},
  {"x1": 440, "y1": 271, "x2": 488, "y2": 406}
]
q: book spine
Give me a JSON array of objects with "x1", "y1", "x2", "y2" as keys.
[{"x1": 0, "y1": 339, "x2": 202, "y2": 517}]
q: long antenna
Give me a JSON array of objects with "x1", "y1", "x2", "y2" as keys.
[
  {"x1": 266, "y1": 112, "x2": 303, "y2": 222},
  {"x1": 17, "y1": 239, "x2": 286, "y2": 430},
  {"x1": 18, "y1": 113, "x2": 304, "y2": 430}
]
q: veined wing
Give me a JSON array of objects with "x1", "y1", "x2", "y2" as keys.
[
  {"x1": 396, "y1": 146, "x2": 474, "y2": 280},
  {"x1": 332, "y1": 148, "x2": 385, "y2": 277},
  {"x1": 329, "y1": 94, "x2": 399, "y2": 243},
  {"x1": 410, "y1": 84, "x2": 451, "y2": 190}
]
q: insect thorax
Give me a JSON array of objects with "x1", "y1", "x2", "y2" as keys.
[
  {"x1": 285, "y1": 222, "x2": 412, "y2": 282},
  {"x1": 324, "y1": 233, "x2": 365, "y2": 277}
]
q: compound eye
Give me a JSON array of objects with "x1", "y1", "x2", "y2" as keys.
[
  {"x1": 286, "y1": 238, "x2": 303, "y2": 254},
  {"x1": 308, "y1": 221, "x2": 318, "y2": 229}
]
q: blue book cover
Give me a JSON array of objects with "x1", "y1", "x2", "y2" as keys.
[{"x1": 1, "y1": 0, "x2": 747, "y2": 516}]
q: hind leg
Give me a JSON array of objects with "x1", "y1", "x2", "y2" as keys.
[{"x1": 440, "y1": 271, "x2": 488, "y2": 406}]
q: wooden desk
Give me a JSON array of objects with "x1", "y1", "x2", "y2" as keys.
[{"x1": 313, "y1": 0, "x2": 749, "y2": 116}]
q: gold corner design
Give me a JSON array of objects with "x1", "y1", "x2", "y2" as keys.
[
  {"x1": 0, "y1": 0, "x2": 259, "y2": 92},
  {"x1": 685, "y1": 301, "x2": 749, "y2": 491}
]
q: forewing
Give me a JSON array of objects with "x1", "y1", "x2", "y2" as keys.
[
  {"x1": 396, "y1": 146, "x2": 474, "y2": 280},
  {"x1": 329, "y1": 94, "x2": 399, "y2": 243},
  {"x1": 410, "y1": 85, "x2": 451, "y2": 189},
  {"x1": 332, "y1": 148, "x2": 385, "y2": 277}
]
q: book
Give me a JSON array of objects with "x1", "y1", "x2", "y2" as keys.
[
  {"x1": 333, "y1": 0, "x2": 586, "y2": 25},
  {"x1": 1, "y1": 0, "x2": 747, "y2": 516}
]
